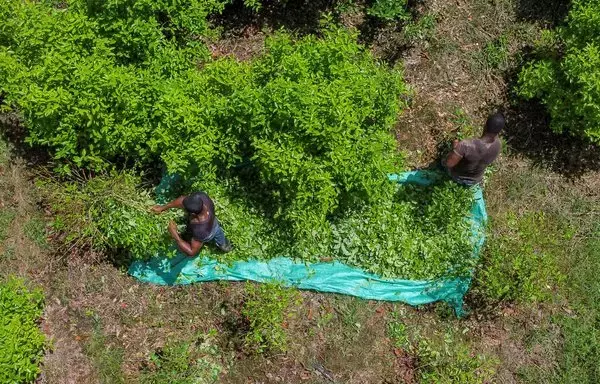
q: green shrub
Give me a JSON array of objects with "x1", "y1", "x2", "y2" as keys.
[
  {"x1": 2, "y1": 1, "x2": 477, "y2": 281},
  {"x1": 180, "y1": 175, "x2": 474, "y2": 280},
  {"x1": 38, "y1": 171, "x2": 180, "y2": 260},
  {"x1": 517, "y1": 0, "x2": 600, "y2": 143},
  {"x1": 139, "y1": 331, "x2": 223, "y2": 384},
  {"x1": 242, "y1": 282, "x2": 301, "y2": 354},
  {"x1": 0, "y1": 1, "x2": 408, "y2": 243},
  {"x1": 228, "y1": 29, "x2": 406, "y2": 246},
  {"x1": 0, "y1": 277, "x2": 46, "y2": 383},
  {"x1": 240, "y1": 0, "x2": 267, "y2": 12},
  {"x1": 41, "y1": 169, "x2": 475, "y2": 281},
  {"x1": 0, "y1": 0, "x2": 227, "y2": 172},
  {"x1": 85, "y1": 319, "x2": 125, "y2": 384},
  {"x1": 475, "y1": 211, "x2": 566, "y2": 303},
  {"x1": 69, "y1": 0, "x2": 227, "y2": 65}
]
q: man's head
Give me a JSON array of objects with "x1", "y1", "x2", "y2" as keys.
[
  {"x1": 183, "y1": 192, "x2": 204, "y2": 214},
  {"x1": 484, "y1": 112, "x2": 505, "y2": 135}
]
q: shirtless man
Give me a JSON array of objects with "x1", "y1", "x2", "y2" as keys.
[
  {"x1": 152, "y1": 192, "x2": 232, "y2": 256},
  {"x1": 444, "y1": 112, "x2": 504, "y2": 186}
]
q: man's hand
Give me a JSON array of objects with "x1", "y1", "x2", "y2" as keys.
[
  {"x1": 168, "y1": 221, "x2": 203, "y2": 256},
  {"x1": 168, "y1": 220, "x2": 179, "y2": 239},
  {"x1": 445, "y1": 139, "x2": 463, "y2": 169},
  {"x1": 152, "y1": 196, "x2": 186, "y2": 214}
]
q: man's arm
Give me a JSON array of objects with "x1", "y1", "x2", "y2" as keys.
[
  {"x1": 152, "y1": 196, "x2": 186, "y2": 213},
  {"x1": 444, "y1": 140, "x2": 463, "y2": 169},
  {"x1": 167, "y1": 221, "x2": 203, "y2": 257}
]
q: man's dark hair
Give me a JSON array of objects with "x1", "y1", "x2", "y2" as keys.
[
  {"x1": 183, "y1": 192, "x2": 204, "y2": 214},
  {"x1": 485, "y1": 112, "x2": 505, "y2": 134}
]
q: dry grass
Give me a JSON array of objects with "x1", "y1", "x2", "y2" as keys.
[
  {"x1": 208, "y1": 28, "x2": 266, "y2": 61},
  {"x1": 0, "y1": 146, "x2": 99, "y2": 383},
  {"x1": 389, "y1": 0, "x2": 543, "y2": 167}
]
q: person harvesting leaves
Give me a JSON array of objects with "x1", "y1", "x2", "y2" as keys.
[
  {"x1": 443, "y1": 112, "x2": 505, "y2": 186},
  {"x1": 152, "y1": 192, "x2": 233, "y2": 256}
]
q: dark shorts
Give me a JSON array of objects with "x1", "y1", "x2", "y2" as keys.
[
  {"x1": 441, "y1": 162, "x2": 478, "y2": 187},
  {"x1": 207, "y1": 223, "x2": 228, "y2": 247},
  {"x1": 184, "y1": 220, "x2": 228, "y2": 246},
  {"x1": 199, "y1": 221, "x2": 228, "y2": 247}
]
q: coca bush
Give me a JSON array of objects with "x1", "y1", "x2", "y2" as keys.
[{"x1": 518, "y1": 0, "x2": 600, "y2": 143}]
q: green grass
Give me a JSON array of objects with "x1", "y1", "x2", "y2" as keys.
[
  {"x1": 549, "y1": 229, "x2": 600, "y2": 383},
  {"x1": 0, "y1": 246, "x2": 15, "y2": 263},
  {"x1": 477, "y1": 158, "x2": 600, "y2": 382},
  {"x1": 474, "y1": 211, "x2": 567, "y2": 303},
  {"x1": 242, "y1": 282, "x2": 301, "y2": 354},
  {"x1": 0, "y1": 139, "x2": 9, "y2": 165},
  {"x1": 85, "y1": 318, "x2": 125, "y2": 384},
  {"x1": 473, "y1": 34, "x2": 510, "y2": 72},
  {"x1": 0, "y1": 140, "x2": 14, "y2": 247},
  {"x1": 139, "y1": 331, "x2": 223, "y2": 384},
  {"x1": 23, "y1": 217, "x2": 48, "y2": 249},
  {"x1": 387, "y1": 311, "x2": 497, "y2": 384},
  {"x1": 0, "y1": 209, "x2": 15, "y2": 244},
  {"x1": 512, "y1": 228, "x2": 600, "y2": 384},
  {"x1": 451, "y1": 108, "x2": 479, "y2": 140},
  {"x1": 332, "y1": 296, "x2": 366, "y2": 342}
]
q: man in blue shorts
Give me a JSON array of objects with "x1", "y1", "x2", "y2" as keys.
[{"x1": 152, "y1": 192, "x2": 233, "y2": 256}]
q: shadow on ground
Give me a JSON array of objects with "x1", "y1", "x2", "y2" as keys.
[
  {"x1": 212, "y1": 0, "x2": 419, "y2": 67},
  {"x1": 0, "y1": 112, "x2": 50, "y2": 166},
  {"x1": 496, "y1": 59, "x2": 600, "y2": 179},
  {"x1": 491, "y1": 49, "x2": 600, "y2": 179},
  {"x1": 357, "y1": 15, "x2": 414, "y2": 66},
  {"x1": 212, "y1": 0, "x2": 338, "y2": 36},
  {"x1": 501, "y1": 99, "x2": 600, "y2": 179},
  {"x1": 514, "y1": 0, "x2": 570, "y2": 27}
]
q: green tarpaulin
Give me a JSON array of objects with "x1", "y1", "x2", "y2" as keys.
[{"x1": 129, "y1": 170, "x2": 487, "y2": 316}]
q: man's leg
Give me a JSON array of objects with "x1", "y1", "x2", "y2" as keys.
[{"x1": 211, "y1": 223, "x2": 233, "y2": 253}]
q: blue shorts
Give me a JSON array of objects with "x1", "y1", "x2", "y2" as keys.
[{"x1": 201, "y1": 221, "x2": 228, "y2": 247}]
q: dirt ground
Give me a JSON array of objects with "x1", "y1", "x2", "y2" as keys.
[{"x1": 1, "y1": 0, "x2": 599, "y2": 383}]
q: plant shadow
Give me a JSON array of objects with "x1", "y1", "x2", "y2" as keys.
[
  {"x1": 357, "y1": 0, "x2": 427, "y2": 66},
  {"x1": 502, "y1": 100, "x2": 600, "y2": 179},
  {"x1": 514, "y1": 0, "x2": 570, "y2": 28},
  {"x1": 220, "y1": 298, "x2": 251, "y2": 351},
  {"x1": 497, "y1": 62, "x2": 600, "y2": 179},
  {"x1": 213, "y1": 0, "x2": 421, "y2": 67},
  {"x1": 212, "y1": 0, "x2": 338, "y2": 37},
  {"x1": 0, "y1": 112, "x2": 51, "y2": 166}
]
